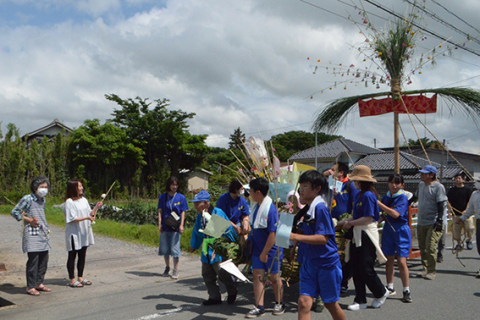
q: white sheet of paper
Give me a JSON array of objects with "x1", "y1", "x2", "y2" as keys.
[
  {"x1": 328, "y1": 175, "x2": 334, "y2": 190},
  {"x1": 219, "y1": 259, "x2": 250, "y2": 283},
  {"x1": 275, "y1": 212, "x2": 294, "y2": 249},
  {"x1": 335, "y1": 180, "x2": 343, "y2": 192},
  {"x1": 200, "y1": 214, "x2": 231, "y2": 238}
]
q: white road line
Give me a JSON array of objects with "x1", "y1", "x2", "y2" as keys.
[{"x1": 131, "y1": 305, "x2": 195, "y2": 320}]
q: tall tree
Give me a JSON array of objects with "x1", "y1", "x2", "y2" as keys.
[
  {"x1": 228, "y1": 127, "x2": 246, "y2": 150},
  {"x1": 106, "y1": 94, "x2": 208, "y2": 193},
  {"x1": 68, "y1": 119, "x2": 146, "y2": 195}
]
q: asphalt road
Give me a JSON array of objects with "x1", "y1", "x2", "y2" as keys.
[{"x1": 1, "y1": 214, "x2": 479, "y2": 320}]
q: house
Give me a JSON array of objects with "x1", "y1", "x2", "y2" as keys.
[
  {"x1": 288, "y1": 138, "x2": 384, "y2": 171},
  {"x1": 180, "y1": 168, "x2": 214, "y2": 191},
  {"x1": 289, "y1": 138, "x2": 467, "y2": 194},
  {"x1": 381, "y1": 146, "x2": 480, "y2": 180},
  {"x1": 22, "y1": 118, "x2": 72, "y2": 147}
]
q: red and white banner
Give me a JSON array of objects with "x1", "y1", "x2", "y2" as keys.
[{"x1": 358, "y1": 94, "x2": 437, "y2": 117}]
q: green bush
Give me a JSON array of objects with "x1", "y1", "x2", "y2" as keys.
[{"x1": 97, "y1": 201, "x2": 158, "y2": 225}]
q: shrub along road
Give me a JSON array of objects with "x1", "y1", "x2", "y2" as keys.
[{"x1": 0, "y1": 214, "x2": 479, "y2": 320}]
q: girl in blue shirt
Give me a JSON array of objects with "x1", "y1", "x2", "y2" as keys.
[
  {"x1": 339, "y1": 165, "x2": 388, "y2": 311},
  {"x1": 378, "y1": 174, "x2": 412, "y2": 303},
  {"x1": 157, "y1": 176, "x2": 189, "y2": 280}
]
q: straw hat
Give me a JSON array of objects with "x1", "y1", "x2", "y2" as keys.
[{"x1": 348, "y1": 165, "x2": 377, "y2": 183}]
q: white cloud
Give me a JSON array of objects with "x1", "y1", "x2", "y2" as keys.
[{"x1": 0, "y1": 0, "x2": 479, "y2": 158}]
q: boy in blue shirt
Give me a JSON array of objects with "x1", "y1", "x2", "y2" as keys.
[
  {"x1": 246, "y1": 178, "x2": 285, "y2": 318},
  {"x1": 290, "y1": 170, "x2": 346, "y2": 320},
  {"x1": 216, "y1": 179, "x2": 250, "y2": 235},
  {"x1": 189, "y1": 190, "x2": 238, "y2": 306}
]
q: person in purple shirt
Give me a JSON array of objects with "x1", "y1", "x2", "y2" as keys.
[
  {"x1": 216, "y1": 179, "x2": 250, "y2": 235},
  {"x1": 378, "y1": 174, "x2": 412, "y2": 303}
]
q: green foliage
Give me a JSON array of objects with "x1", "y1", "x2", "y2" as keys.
[
  {"x1": 97, "y1": 201, "x2": 158, "y2": 225},
  {"x1": 228, "y1": 127, "x2": 245, "y2": 150},
  {"x1": 370, "y1": 15, "x2": 419, "y2": 80},
  {"x1": 269, "y1": 131, "x2": 342, "y2": 162},
  {"x1": 68, "y1": 119, "x2": 146, "y2": 196},
  {"x1": 107, "y1": 94, "x2": 208, "y2": 196},
  {"x1": 0, "y1": 123, "x2": 70, "y2": 198},
  {"x1": 212, "y1": 237, "x2": 248, "y2": 265}
]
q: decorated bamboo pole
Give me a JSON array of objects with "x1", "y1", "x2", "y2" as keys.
[
  {"x1": 91, "y1": 181, "x2": 115, "y2": 225},
  {"x1": 394, "y1": 112, "x2": 400, "y2": 174}
]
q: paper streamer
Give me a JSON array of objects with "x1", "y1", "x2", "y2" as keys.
[
  {"x1": 219, "y1": 259, "x2": 250, "y2": 283},
  {"x1": 275, "y1": 212, "x2": 294, "y2": 249}
]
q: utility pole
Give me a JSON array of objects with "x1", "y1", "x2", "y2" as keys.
[
  {"x1": 315, "y1": 131, "x2": 318, "y2": 170},
  {"x1": 440, "y1": 139, "x2": 445, "y2": 182}
]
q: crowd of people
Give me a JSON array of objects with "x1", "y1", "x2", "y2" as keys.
[{"x1": 10, "y1": 163, "x2": 479, "y2": 319}]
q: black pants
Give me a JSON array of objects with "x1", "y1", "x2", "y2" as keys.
[
  {"x1": 66, "y1": 236, "x2": 88, "y2": 279},
  {"x1": 26, "y1": 251, "x2": 49, "y2": 289},
  {"x1": 341, "y1": 260, "x2": 352, "y2": 288},
  {"x1": 350, "y1": 231, "x2": 386, "y2": 304},
  {"x1": 202, "y1": 262, "x2": 237, "y2": 301}
]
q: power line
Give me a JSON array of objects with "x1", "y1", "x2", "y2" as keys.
[
  {"x1": 431, "y1": 0, "x2": 480, "y2": 36},
  {"x1": 440, "y1": 73, "x2": 480, "y2": 88},
  {"x1": 362, "y1": 0, "x2": 480, "y2": 57},
  {"x1": 447, "y1": 128, "x2": 480, "y2": 141},
  {"x1": 205, "y1": 121, "x2": 315, "y2": 141},
  {"x1": 245, "y1": 121, "x2": 315, "y2": 135},
  {"x1": 298, "y1": 0, "x2": 352, "y2": 22},
  {"x1": 403, "y1": 0, "x2": 480, "y2": 46}
]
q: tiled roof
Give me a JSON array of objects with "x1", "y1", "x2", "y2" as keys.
[
  {"x1": 22, "y1": 118, "x2": 72, "y2": 139},
  {"x1": 354, "y1": 151, "x2": 434, "y2": 171},
  {"x1": 403, "y1": 165, "x2": 463, "y2": 180},
  {"x1": 289, "y1": 138, "x2": 383, "y2": 161},
  {"x1": 356, "y1": 151, "x2": 462, "y2": 179}
]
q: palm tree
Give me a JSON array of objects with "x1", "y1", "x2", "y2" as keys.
[{"x1": 313, "y1": 9, "x2": 480, "y2": 173}]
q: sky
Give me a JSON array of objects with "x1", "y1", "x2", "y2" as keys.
[{"x1": 1, "y1": 0, "x2": 480, "y2": 155}]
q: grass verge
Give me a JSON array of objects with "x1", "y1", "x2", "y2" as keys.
[{"x1": 0, "y1": 202, "x2": 194, "y2": 252}]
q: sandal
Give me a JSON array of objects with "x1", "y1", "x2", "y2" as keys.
[
  {"x1": 35, "y1": 285, "x2": 52, "y2": 292},
  {"x1": 69, "y1": 281, "x2": 84, "y2": 288},
  {"x1": 27, "y1": 288, "x2": 40, "y2": 296},
  {"x1": 81, "y1": 279, "x2": 92, "y2": 286}
]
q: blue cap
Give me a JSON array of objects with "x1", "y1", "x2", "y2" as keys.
[
  {"x1": 190, "y1": 190, "x2": 210, "y2": 202},
  {"x1": 419, "y1": 165, "x2": 437, "y2": 174}
]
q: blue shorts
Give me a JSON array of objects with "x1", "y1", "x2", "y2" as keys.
[
  {"x1": 252, "y1": 255, "x2": 281, "y2": 274},
  {"x1": 158, "y1": 231, "x2": 181, "y2": 257},
  {"x1": 299, "y1": 259, "x2": 342, "y2": 303},
  {"x1": 381, "y1": 223, "x2": 411, "y2": 258}
]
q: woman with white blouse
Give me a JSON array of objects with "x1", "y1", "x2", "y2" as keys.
[{"x1": 63, "y1": 180, "x2": 102, "y2": 288}]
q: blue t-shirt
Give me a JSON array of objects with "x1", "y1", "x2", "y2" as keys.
[
  {"x1": 381, "y1": 193, "x2": 409, "y2": 226},
  {"x1": 157, "y1": 193, "x2": 189, "y2": 232},
  {"x1": 302, "y1": 202, "x2": 340, "y2": 268},
  {"x1": 190, "y1": 207, "x2": 237, "y2": 264},
  {"x1": 216, "y1": 192, "x2": 250, "y2": 225},
  {"x1": 353, "y1": 191, "x2": 380, "y2": 221},
  {"x1": 296, "y1": 223, "x2": 307, "y2": 265},
  {"x1": 251, "y1": 202, "x2": 280, "y2": 258},
  {"x1": 331, "y1": 180, "x2": 359, "y2": 220}
]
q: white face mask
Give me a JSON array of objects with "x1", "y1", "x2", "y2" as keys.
[
  {"x1": 239, "y1": 189, "x2": 245, "y2": 196},
  {"x1": 37, "y1": 188, "x2": 48, "y2": 198},
  {"x1": 475, "y1": 182, "x2": 480, "y2": 190}
]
